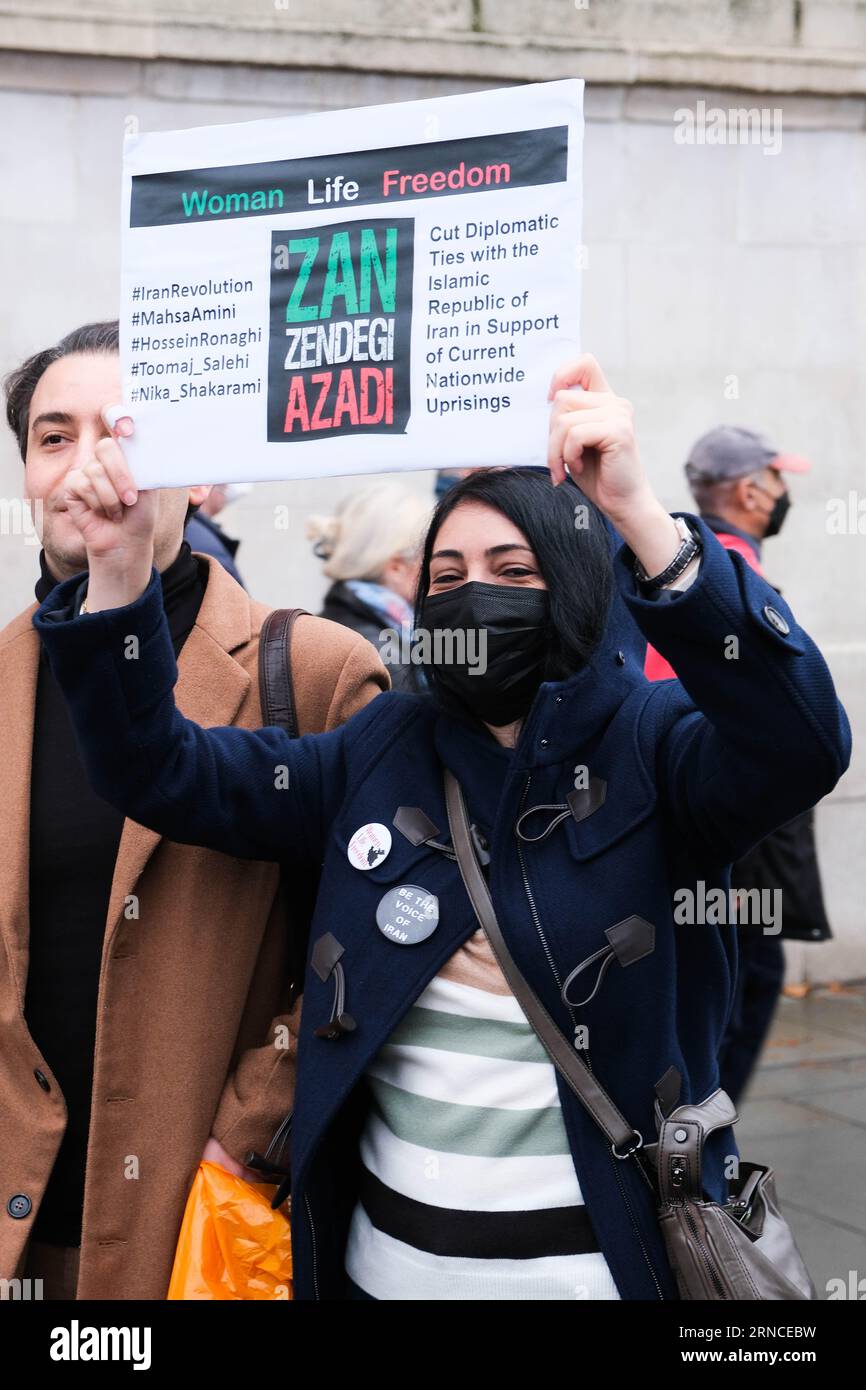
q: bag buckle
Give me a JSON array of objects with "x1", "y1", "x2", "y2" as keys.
[{"x1": 611, "y1": 1129, "x2": 644, "y2": 1160}]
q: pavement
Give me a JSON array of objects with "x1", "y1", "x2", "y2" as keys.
[{"x1": 736, "y1": 983, "x2": 866, "y2": 1300}]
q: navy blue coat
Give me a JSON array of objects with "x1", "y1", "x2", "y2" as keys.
[{"x1": 34, "y1": 515, "x2": 851, "y2": 1301}]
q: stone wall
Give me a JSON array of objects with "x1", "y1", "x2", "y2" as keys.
[{"x1": 1, "y1": 1, "x2": 866, "y2": 90}]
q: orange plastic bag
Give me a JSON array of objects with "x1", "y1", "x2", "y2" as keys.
[{"x1": 167, "y1": 1161, "x2": 293, "y2": 1300}]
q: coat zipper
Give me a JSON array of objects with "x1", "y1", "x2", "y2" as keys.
[
  {"x1": 610, "y1": 1152, "x2": 664, "y2": 1300},
  {"x1": 584, "y1": 1039, "x2": 663, "y2": 1300},
  {"x1": 516, "y1": 772, "x2": 665, "y2": 1301},
  {"x1": 304, "y1": 1192, "x2": 320, "y2": 1301},
  {"x1": 516, "y1": 775, "x2": 569, "y2": 998}
]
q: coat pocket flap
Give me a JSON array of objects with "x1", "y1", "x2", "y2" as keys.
[{"x1": 562, "y1": 758, "x2": 657, "y2": 862}]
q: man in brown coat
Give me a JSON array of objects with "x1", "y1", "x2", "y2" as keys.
[{"x1": 0, "y1": 322, "x2": 388, "y2": 1299}]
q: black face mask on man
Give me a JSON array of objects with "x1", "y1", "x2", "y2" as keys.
[
  {"x1": 763, "y1": 488, "x2": 791, "y2": 538},
  {"x1": 419, "y1": 581, "x2": 551, "y2": 727},
  {"x1": 752, "y1": 480, "x2": 791, "y2": 538}
]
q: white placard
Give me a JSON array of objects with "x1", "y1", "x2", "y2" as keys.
[{"x1": 120, "y1": 80, "x2": 583, "y2": 487}]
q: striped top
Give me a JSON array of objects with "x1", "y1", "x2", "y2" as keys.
[{"x1": 344, "y1": 928, "x2": 620, "y2": 1300}]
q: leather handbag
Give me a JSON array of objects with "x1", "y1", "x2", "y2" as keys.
[{"x1": 443, "y1": 768, "x2": 816, "y2": 1301}]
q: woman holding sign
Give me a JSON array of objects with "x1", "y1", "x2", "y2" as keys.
[{"x1": 33, "y1": 355, "x2": 849, "y2": 1301}]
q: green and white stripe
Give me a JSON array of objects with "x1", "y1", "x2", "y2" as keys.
[{"x1": 345, "y1": 973, "x2": 620, "y2": 1300}]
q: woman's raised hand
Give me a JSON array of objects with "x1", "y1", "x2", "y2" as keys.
[
  {"x1": 547, "y1": 354, "x2": 681, "y2": 577},
  {"x1": 547, "y1": 354, "x2": 653, "y2": 521}
]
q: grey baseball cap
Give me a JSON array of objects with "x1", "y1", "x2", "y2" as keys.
[{"x1": 685, "y1": 426, "x2": 811, "y2": 484}]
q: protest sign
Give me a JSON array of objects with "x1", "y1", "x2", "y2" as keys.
[{"x1": 119, "y1": 80, "x2": 583, "y2": 486}]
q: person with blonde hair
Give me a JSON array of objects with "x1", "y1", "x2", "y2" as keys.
[{"x1": 307, "y1": 483, "x2": 430, "y2": 690}]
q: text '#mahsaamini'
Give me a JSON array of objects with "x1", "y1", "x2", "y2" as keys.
[
  {"x1": 266, "y1": 218, "x2": 414, "y2": 442},
  {"x1": 128, "y1": 128, "x2": 568, "y2": 229}
]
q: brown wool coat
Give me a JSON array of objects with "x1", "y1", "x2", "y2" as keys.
[{"x1": 0, "y1": 556, "x2": 389, "y2": 1299}]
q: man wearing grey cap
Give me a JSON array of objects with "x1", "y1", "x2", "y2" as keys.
[
  {"x1": 647, "y1": 424, "x2": 809, "y2": 669},
  {"x1": 685, "y1": 423, "x2": 809, "y2": 556},
  {"x1": 646, "y1": 424, "x2": 833, "y2": 1104}
]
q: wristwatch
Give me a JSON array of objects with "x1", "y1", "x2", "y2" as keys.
[{"x1": 634, "y1": 516, "x2": 702, "y2": 593}]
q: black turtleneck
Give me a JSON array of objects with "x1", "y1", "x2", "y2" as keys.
[{"x1": 26, "y1": 542, "x2": 207, "y2": 1247}]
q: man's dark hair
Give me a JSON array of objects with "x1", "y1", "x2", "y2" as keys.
[
  {"x1": 4, "y1": 320, "x2": 119, "y2": 463},
  {"x1": 413, "y1": 465, "x2": 614, "y2": 706}
]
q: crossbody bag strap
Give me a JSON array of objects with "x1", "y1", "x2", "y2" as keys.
[
  {"x1": 259, "y1": 608, "x2": 308, "y2": 736},
  {"x1": 259, "y1": 606, "x2": 312, "y2": 1014},
  {"x1": 443, "y1": 767, "x2": 642, "y2": 1159}
]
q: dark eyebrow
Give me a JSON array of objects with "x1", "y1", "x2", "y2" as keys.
[
  {"x1": 430, "y1": 543, "x2": 534, "y2": 561},
  {"x1": 29, "y1": 411, "x2": 76, "y2": 434}
]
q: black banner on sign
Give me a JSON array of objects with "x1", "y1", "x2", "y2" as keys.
[
  {"x1": 129, "y1": 127, "x2": 568, "y2": 228},
  {"x1": 267, "y1": 217, "x2": 414, "y2": 443}
]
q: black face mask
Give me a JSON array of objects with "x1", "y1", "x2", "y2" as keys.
[
  {"x1": 762, "y1": 488, "x2": 791, "y2": 538},
  {"x1": 419, "y1": 582, "x2": 551, "y2": 727}
]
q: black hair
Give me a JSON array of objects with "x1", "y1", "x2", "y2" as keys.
[
  {"x1": 413, "y1": 466, "x2": 614, "y2": 700},
  {"x1": 4, "y1": 320, "x2": 120, "y2": 463}
]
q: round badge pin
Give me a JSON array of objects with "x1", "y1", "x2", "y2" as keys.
[
  {"x1": 376, "y1": 884, "x2": 439, "y2": 946},
  {"x1": 347, "y1": 822, "x2": 392, "y2": 871}
]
